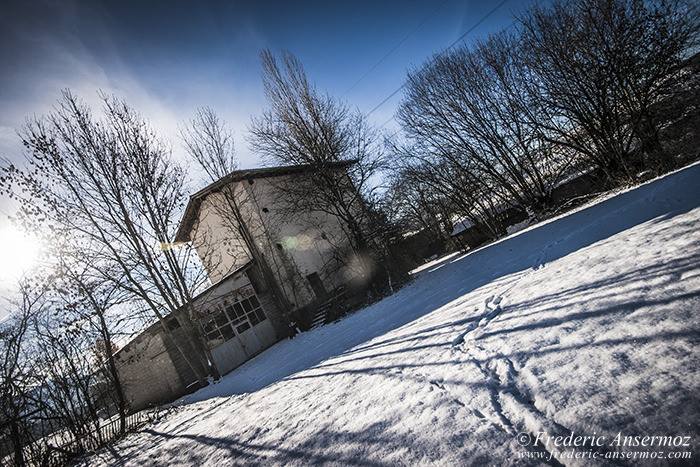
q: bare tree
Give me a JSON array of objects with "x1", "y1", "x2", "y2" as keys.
[
  {"x1": 248, "y1": 50, "x2": 397, "y2": 288},
  {"x1": 0, "y1": 269, "x2": 134, "y2": 464},
  {"x1": 180, "y1": 107, "x2": 295, "y2": 329},
  {"x1": 249, "y1": 50, "x2": 381, "y2": 251},
  {"x1": 387, "y1": 133, "x2": 510, "y2": 240},
  {"x1": 518, "y1": 0, "x2": 699, "y2": 182},
  {"x1": 50, "y1": 241, "x2": 129, "y2": 434},
  {"x1": 0, "y1": 284, "x2": 45, "y2": 466},
  {"x1": 32, "y1": 310, "x2": 104, "y2": 450},
  {"x1": 397, "y1": 31, "x2": 571, "y2": 227},
  {"x1": 13, "y1": 90, "x2": 216, "y2": 387},
  {"x1": 382, "y1": 166, "x2": 454, "y2": 242}
]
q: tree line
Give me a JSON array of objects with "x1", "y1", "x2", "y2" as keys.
[
  {"x1": 0, "y1": 0, "x2": 697, "y2": 464},
  {"x1": 387, "y1": 0, "x2": 698, "y2": 240}
]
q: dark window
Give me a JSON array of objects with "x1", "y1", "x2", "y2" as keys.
[
  {"x1": 307, "y1": 272, "x2": 328, "y2": 300},
  {"x1": 202, "y1": 316, "x2": 224, "y2": 346},
  {"x1": 249, "y1": 313, "x2": 260, "y2": 326},
  {"x1": 202, "y1": 319, "x2": 217, "y2": 335},
  {"x1": 208, "y1": 333, "x2": 223, "y2": 347},
  {"x1": 220, "y1": 324, "x2": 235, "y2": 340},
  {"x1": 166, "y1": 317, "x2": 180, "y2": 330},
  {"x1": 214, "y1": 312, "x2": 228, "y2": 327},
  {"x1": 199, "y1": 289, "x2": 267, "y2": 347}
]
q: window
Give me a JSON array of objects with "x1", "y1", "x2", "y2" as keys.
[
  {"x1": 166, "y1": 316, "x2": 181, "y2": 330},
  {"x1": 200, "y1": 291, "x2": 268, "y2": 347},
  {"x1": 201, "y1": 315, "x2": 224, "y2": 347}
]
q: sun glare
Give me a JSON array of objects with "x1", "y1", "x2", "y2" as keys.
[{"x1": 0, "y1": 228, "x2": 42, "y2": 284}]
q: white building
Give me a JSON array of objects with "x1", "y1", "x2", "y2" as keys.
[
  {"x1": 175, "y1": 161, "x2": 365, "y2": 321},
  {"x1": 116, "y1": 162, "x2": 368, "y2": 410}
]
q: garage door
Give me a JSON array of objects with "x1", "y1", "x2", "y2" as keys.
[{"x1": 200, "y1": 287, "x2": 277, "y2": 375}]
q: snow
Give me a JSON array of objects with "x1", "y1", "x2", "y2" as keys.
[
  {"x1": 81, "y1": 162, "x2": 699, "y2": 465},
  {"x1": 450, "y1": 201, "x2": 516, "y2": 236}
]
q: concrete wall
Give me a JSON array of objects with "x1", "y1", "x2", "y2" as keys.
[
  {"x1": 113, "y1": 267, "x2": 291, "y2": 412},
  {"x1": 189, "y1": 172, "x2": 357, "y2": 313},
  {"x1": 114, "y1": 326, "x2": 186, "y2": 412},
  {"x1": 190, "y1": 183, "x2": 253, "y2": 285}
]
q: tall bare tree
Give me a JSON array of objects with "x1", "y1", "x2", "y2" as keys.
[
  {"x1": 13, "y1": 90, "x2": 216, "y2": 386},
  {"x1": 383, "y1": 166, "x2": 454, "y2": 241},
  {"x1": 180, "y1": 107, "x2": 294, "y2": 329},
  {"x1": 518, "y1": 0, "x2": 699, "y2": 182},
  {"x1": 51, "y1": 241, "x2": 129, "y2": 434},
  {"x1": 248, "y1": 50, "x2": 395, "y2": 286},
  {"x1": 397, "y1": 31, "x2": 570, "y2": 225},
  {"x1": 0, "y1": 284, "x2": 45, "y2": 467}
]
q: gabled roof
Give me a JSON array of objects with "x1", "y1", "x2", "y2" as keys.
[{"x1": 175, "y1": 160, "x2": 356, "y2": 243}]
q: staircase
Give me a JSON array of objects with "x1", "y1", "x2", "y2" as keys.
[
  {"x1": 308, "y1": 287, "x2": 348, "y2": 330},
  {"x1": 309, "y1": 302, "x2": 331, "y2": 330}
]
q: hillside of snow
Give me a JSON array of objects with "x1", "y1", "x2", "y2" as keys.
[{"x1": 83, "y1": 163, "x2": 699, "y2": 466}]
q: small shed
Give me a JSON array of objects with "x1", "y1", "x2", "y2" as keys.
[{"x1": 450, "y1": 204, "x2": 528, "y2": 249}]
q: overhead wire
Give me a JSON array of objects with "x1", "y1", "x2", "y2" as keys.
[
  {"x1": 340, "y1": 0, "x2": 450, "y2": 99},
  {"x1": 366, "y1": 0, "x2": 512, "y2": 138}
]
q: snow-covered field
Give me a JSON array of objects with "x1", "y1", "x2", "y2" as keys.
[{"x1": 83, "y1": 163, "x2": 699, "y2": 466}]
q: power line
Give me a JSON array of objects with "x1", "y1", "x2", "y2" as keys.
[
  {"x1": 341, "y1": 0, "x2": 450, "y2": 99},
  {"x1": 378, "y1": 114, "x2": 396, "y2": 129},
  {"x1": 366, "y1": 0, "x2": 511, "y2": 118},
  {"x1": 444, "y1": 0, "x2": 510, "y2": 52},
  {"x1": 368, "y1": 86, "x2": 404, "y2": 116}
]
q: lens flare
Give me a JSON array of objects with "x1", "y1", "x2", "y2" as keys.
[{"x1": 280, "y1": 234, "x2": 315, "y2": 251}]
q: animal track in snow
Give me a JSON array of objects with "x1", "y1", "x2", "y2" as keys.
[
  {"x1": 452, "y1": 295, "x2": 506, "y2": 346},
  {"x1": 429, "y1": 379, "x2": 445, "y2": 390}
]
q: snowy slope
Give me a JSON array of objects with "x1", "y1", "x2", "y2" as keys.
[{"x1": 83, "y1": 163, "x2": 700, "y2": 466}]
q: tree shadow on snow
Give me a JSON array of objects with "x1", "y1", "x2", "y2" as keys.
[
  {"x1": 294, "y1": 252, "x2": 699, "y2": 373},
  {"x1": 113, "y1": 424, "x2": 449, "y2": 466}
]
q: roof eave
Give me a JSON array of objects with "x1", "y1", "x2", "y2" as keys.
[{"x1": 174, "y1": 160, "x2": 358, "y2": 243}]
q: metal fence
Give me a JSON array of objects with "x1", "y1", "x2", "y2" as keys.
[{"x1": 1, "y1": 409, "x2": 159, "y2": 466}]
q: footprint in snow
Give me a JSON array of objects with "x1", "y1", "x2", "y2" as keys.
[{"x1": 429, "y1": 379, "x2": 445, "y2": 390}]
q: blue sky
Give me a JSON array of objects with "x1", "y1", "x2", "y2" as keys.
[{"x1": 0, "y1": 0, "x2": 531, "y2": 170}]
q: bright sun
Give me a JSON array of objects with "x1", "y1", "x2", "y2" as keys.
[{"x1": 0, "y1": 228, "x2": 42, "y2": 284}]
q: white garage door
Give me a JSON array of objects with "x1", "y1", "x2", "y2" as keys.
[{"x1": 200, "y1": 288, "x2": 277, "y2": 375}]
